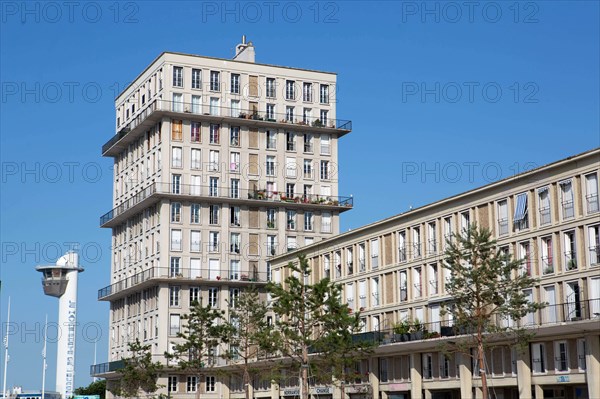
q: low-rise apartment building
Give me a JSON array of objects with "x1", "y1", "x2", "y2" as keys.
[{"x1": 271, "y1": 148, "x2": 600, "y2": 399}]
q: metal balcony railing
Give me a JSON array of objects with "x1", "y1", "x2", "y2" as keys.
[
  {"x1": 98, "y1": 266, "x2": 268, "y2": 300},
  {"x1": 103, "y1": 99, "x2": 352, "y2": 155},
  {"x1": 100, "y1": 182, "x2": 353, "y2": 226}
]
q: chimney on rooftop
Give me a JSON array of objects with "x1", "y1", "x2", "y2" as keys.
[{"x1": 233, "y1": 35, "x2": 255, "y2": 63}]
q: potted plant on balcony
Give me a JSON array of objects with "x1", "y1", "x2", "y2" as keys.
[
  {"x1": 238, "y1": 112, "x2": 246, "y2": 118},
  {"x1": 410, "y1": 319, "x2": 425, "y2": 340},
  {"x1": 567, "y1": 259, "x2": 577, "y2": 270},
  {"x1": 392, "y1": 321, "x2": 411, "y2": 342},
  {"x1": 312, "y1": 119, "x2": 323, "y2": 127},
  {"x1": 267, "y1": 221, "x2": 275, "y2": 229},
  {"x1": 544, "y1": 265, "x2": 554, "y2": 274}
]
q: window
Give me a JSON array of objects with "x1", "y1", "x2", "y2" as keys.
[
  {"x1": 210, "y1": 71, "x2": 220, "y2": 91},
  {"x1": 266, "y1": 77, "x2": 276, "y2": 98},
  {"x1": 428, "y1": 263, "x2": 438, "y2": 294},
  {"x1": 267, "y1": 235, "x2": 277, "y2": 256},
  {"x1": 191, "y1": 122, "x2": 201, "y2": 142},
  {"x1": 560, "y1": 179, "x2": 574, "y2": 219},
  {"x1": 358, "y1": 279, "x2": 366, "y2": 308},
  {"x1": 230, "y1": 152, "x2": 240, "y2": 173},
  {"x1": 399, "y1": 271, "x2": 408, "y2": 301},
  {"x1": 303, "y1": 159, "x2": 313, "y2": 179},
  {"x1": 187, "y1": 376, "x2": 198, "y2": 392},
  {"x1": 320, "y1": 160, "x2": 331, "y2": 180},
  {"x1": 443, "y1": 216, "x2": 452, "y2": 250},
  {"x1": 171, "y1": 119, "x2": 182, "y2": 141},
  {"x1": 190, "y1": 94, "x2": 201, "y2": 114},
  {"x1": 538, "y1": 186, "x2": 551, "y2": 225},
  {"x1": 171, "y1": 229, "x2": 182, "y2": 251},
  {"x1": 460, "y1": 211, "x2": 470, "y2": 234},
  {"x1": 370, "y1": 238, "x2": 379, "y2": 268},
  {"x1": 412, "y1": 227, "x2": 421, "y2": 259},
  {"x1": 230, "y1": 233, "x2": 240, "y2": 254},
  {"x1": 287, "y1": 236, "x2": 297, "y2": 252},
  {"x1": 205, "y1": 376, "x2": 216, "y2": 392},
  {"x1": 320, "y1": 84, "x2": 329, "y2": 104},
  {"x1": 398, "y1": 231, "x2": 407, "y2": 262},
  {"x1": 585, "y1": 173, "x2": 599, "y2": 213},
  {"x1": 519, "y1": 241, "x2": 531, "y2": 276},
  {"x1": 320, "y1": 110, "x2": 328, "y2": 126},
  {"x1": 422, "y1": 353, "x2": 433, "y2": 379},
  {"x1": 514, "y1": 192, "x2": 529, "y2": 230},
  {"x1": 266, "y1": 156, "x2": 276, "y2": 176},
  {"x1": 208, "y1": 287, "x2": 218, "y2": 307},
  {"x1": 286, "y1": 209, "x2": 296, "y2": 230},
  {"x1": 169, "y1": 314, "x2": 180, "y2": 336},
  {"x1": 230, "y1": 179, "x2": 240, "y2": 200},
  {"x1": 169, "y1": 286, "x2": 180, "y2": 307},
  {"x1": 286, "y1": 132, "x2": 295, "y2": 151},
  {"x1": 209, "y1": 97, "x2": 219, "y2": 115},
  {"x1": 230, "y1": 73, "x2": 240, "y2": 94},
  {"x1": 286, "y1": 157, "x2": 297, "y2": 178},
  {"x1": 230, "y1": 126, "x2": 240, "y2": 147},
  {"x1": 209, "y1": 124, "x2": 220, "y2": 144},
  {"x1": 322, "y1": 212, "x2": 332, "y2": 233},
  {"x1": 286, "y1": 183, "x2": 295, "y2": 198},
  {"x1": 190, "y1": 231, "x2": 201, "y2": 252},
  {"x1": 303, "y1": 108, "x2": 312, "y2": 125},
  {"x1": 440, "y1": 354, "x2": 451, "y2": 378},
  {"x1": 497, "y1": 199, "x2": 508, "y2": 235},
  {"x1": 286, "y1": 80, "x2": 296, "y2": 100},
  {"x1": 371, "y1": 277, "x2": 380, "y2": 306},
  {"x1": 320, "y1": 134, "x2": 331, "y2": 155},
  {"x1": 172, "y1": 93, "x2": 183, "y2": 112},
  {"x1": 209, "y1": 204, "x2": 220, "y2": 225},
  {"x1": 531, "y1": 343, "x2": 546, "y2": 373},
  {"x1": 304, "y1": 212, "x2": 313, "y2": 231},
  {"x1": 209, "y1": 231, "x2": 219, "y2": 252},
  {"x1": 230, "y1": 205, "x2": 241, "y2": 226},
  {"x1": 266, "y1": 130, "x2": 277, "y2": 149},
  {"x1": 170, "y1": 257, "x2": 181, "y2": 277},
  {"x1": 541, "y1": 236, "x2": 554, "y2": 274},
  {"x1": 413, "y1": 267, "x2": 422, "y2": 298},
  {"x1": 427, "y1": 222, "x2": 437, "y2": 254},
  {"x1": 190, "y1": 204, "x2": 200, "y2": 224},
  {"x1": 577, "y1": 339, "x2": 587, "y2": 371},
  {"x1": 303, "y1": 133, "x2": 313, "y2": 153},
  {"x1": 191, "y1": 148, "x2": 201, "y2": 170},
  {"x1": 171, "y1": 202, "x2": 181, "y2": 222},
  {"x1": 264, "y1": 103, "x2": 275, "y2": 120},
  {"x1": 173, "y1": 66, "x2": 183, "y2": 87},
  {"x1": 303, "y1": 82, "x2": 312, "y2": 102},
  {"x1": 286, "y1": 106, "x2": 294, "y2": 122},
  {"x1": 564, "y1": 231, "x2": 577, "y2": 270},
  {"x1": 171, "y1": 147, "x2": 182, "y2": 168},
  {"x1": 554, "y1": 341, "x2": 569, "y2": 372},
  {"x1": 209, "y1": 177, "x2": 219, "y2": 197},
  {"x1": 589, "y1": 225, "x2": 600, "y2": 265},
  {"x1": 190, "y1": 287, "x2": 200, "y2": 304},
  {"x1": 267, "y1": 208, "x2": 276, "y2": 229},
  {"x1": 192, "y1": 68, "x2": 201, "y2": 89}
]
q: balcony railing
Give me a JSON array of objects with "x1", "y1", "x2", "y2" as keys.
[
  {"x1": 100, "y1": 182, "x2": 353, "y2": 226},
  {"x1": 539, "y1": 207, "x2": 551, "y2": 225},
  {"x1": 90, "y1": 360, "x2": 125, "y2": 376},
  {"x1": 498, "y1": 218, "x2": 509, "y2": 235},
  {"x1": 98, "y1": 267, "x2": 268, "y2": 300},
  {"x1": 589, "y1": 245, "x2": 600, "y2": 265},
  {"x1": 564, "y1": 251, "x2": 577, "y2": 271},
  {"x1": 103, "y1": 99, "x2": 352, "y2": 155}
]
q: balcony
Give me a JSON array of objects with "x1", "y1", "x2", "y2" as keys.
[
  {"x1": 98, "y1": 266, "x2": 268, "y2": 301},
  {"x1": 100, "y1": 182, "x2": 353, "y2": 227},
  {"x1": 90, "y1": 360, "x2": 125, "y2": 376},
  {"x1": 103, "y1": 99, "x2": 352, "y2": 156}
]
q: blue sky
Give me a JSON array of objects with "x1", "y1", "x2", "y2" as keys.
[{"x1": 0, "y1": 0, "x2": 598, "y2": 390}]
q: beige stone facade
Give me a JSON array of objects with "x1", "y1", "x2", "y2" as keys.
[{"x1": 270, "y1": 148, "x2": 600, "y2": 399}]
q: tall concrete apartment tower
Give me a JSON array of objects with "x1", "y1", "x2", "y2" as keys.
[{"x1": 94, "y1": 38, "x2": 352, "y2": 393}]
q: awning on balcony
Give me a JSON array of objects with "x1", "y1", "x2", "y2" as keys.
[
  {"x1": 514, "y1": 193, "x2": 528, "y2": 222},
  {"x1": 537, "y1": 186, "x2": 549, "y2": 194}
]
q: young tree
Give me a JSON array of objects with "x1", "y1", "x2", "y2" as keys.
[
  {"x1": 443, "y1": 224, "x2": 544, "y2": 399},
  {"x1": 111, "y1": 339, "x2": 163, "y2": 398},
  {"x1": 267, "y1": 254, "x2": 372, "y2": 399},
  {"x1": 74, "y1": 379, "x2": 106, "y2": 399},
  {"x1": 224, "y1": 285, "x2": 274, "y2": 399},
  {"x1": 164, "y1": 300, "x2": 232, "y2": 399}
]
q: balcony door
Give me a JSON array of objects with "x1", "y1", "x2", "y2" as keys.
[
  {"x1": 565, "y1": 282, "x2": 581, "y2": 320},
  {"x1": 543, "y1": 285, "x2": 557, "y2": 323},
  {"x1": 589, "y1": 277, "x2": 600, "y2": 318}
]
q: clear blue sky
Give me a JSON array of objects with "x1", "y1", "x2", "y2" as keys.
[{"x1": 1, "y1": 0, "x2": 598, "y2": 390}]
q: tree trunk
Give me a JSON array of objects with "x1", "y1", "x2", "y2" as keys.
[
  {"x1": 243, "y1": 363, "x2": 251, "y2": 399},
  {"x1": 301, "y1": 363, "x2": 309, "y2": 399},
  {"x1": 477, "y1": 333, "x2": 488, "y2": 399}
]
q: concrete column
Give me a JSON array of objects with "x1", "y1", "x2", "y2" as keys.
[
  {"x1": 370, "y1": 357, "x2": 380, "y2": 399},
  {"x1": 586, "y1": 334, "x2": 600, "y2": 399},
  {"x1": 410, "y1": 353, "x2": 423, "y2": 399},
  {"x1": 458, "y1": 353, "x2": 473, "y2": 399},
  {"x1": 424, "y1": 389, "x2": 432, "y2": 399},
  {"x1": 534, "y1": 385, "x2": 544, "y2": 399},
  {"x1": 516, "y1": 349, "x2": 533, "y2": 399}
]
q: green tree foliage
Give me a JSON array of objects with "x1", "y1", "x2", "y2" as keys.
[
  {"x1": 443, "y1": 224, "x2": 544, "y2": 399},
  {"x1": 112, "y1": 339, "x2": 163, "y2": 398},
  {"x1": 267, "y1": 254, "x2": 373, "y2": 399},
  {"x1": 164, "y1": 299, "x2": 233, "y2": 399},
  {"x1": 73, "y1": 379, "x2": 106, "y2": 399}
]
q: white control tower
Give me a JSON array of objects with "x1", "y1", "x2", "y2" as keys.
[{"x1": 36, "y1": 251, "x2": 84, "y2": 399}]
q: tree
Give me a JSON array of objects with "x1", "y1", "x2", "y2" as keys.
[
  {"x1": 443, "y1": 224, "x2": 544, "y2": 399},
  {"x1": 74, "y1": 379, "x2": 106, "y2": 399},
  {"x1": 164, "y1": 299, "x2": 233, "y2": 399},
  {"x1": 267, "y1": 254, "x2": 372, "y2": 399},
  {"x1": 223, "y1": 285, "x2": 274, "y2": 399},
  {"x1": 111, "y1": 339, "x2": 163, "y2": 398}
]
